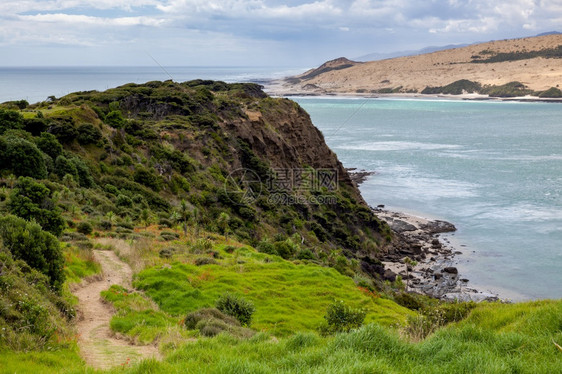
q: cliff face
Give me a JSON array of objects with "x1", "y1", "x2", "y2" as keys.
[{"x1": 226, "y1": 98, "x2": 356, "y2": 191}]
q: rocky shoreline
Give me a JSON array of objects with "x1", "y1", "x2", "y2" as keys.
[
  {"x1": 375, "y1": 208, "x2": 500, "y2": 302},
  {"x1": 346, "y1": 168, "x2": 376, "y2": 186}
]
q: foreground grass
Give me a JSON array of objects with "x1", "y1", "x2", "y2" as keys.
[
  {"x1": 103, "y1": 299, "x2": 561, "y2": 374},
  {"x1": 2, "y1": 297, "x2": 561, "y2": 373}
]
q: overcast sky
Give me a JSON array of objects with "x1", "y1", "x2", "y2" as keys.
[{"x1": 1, "y1": 0, "x2": 561, "y2": 67}]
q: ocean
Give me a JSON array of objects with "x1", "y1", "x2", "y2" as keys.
[
  {"x1": 1, "y1": 66, "x2": 560, "y2": 300},
  {"x1": 0, "y1": 66, "x2": 303, "y2": 104},
  {"x1": 294, "y1": 97, "x2": 562, "y2": 301}
]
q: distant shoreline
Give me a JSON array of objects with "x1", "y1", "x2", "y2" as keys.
[{"x1": 264, "y1": 82, "x2": 562, "y2": 104}]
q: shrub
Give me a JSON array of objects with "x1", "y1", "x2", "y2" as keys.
[
  {"x1": 321, "y1": 300, "x2": 366, "y2": 334},
  {"x1": 158, "y1": 218, "x2": 173, "y2": 228},
  {"x1": 394, "y1": 292, "x2": 426, "y2": 311},
  {"x1": 133, "y1": 167, "x2": 161, "y2": 191},
  {"x1": 296, "y1": 248, "x2": 316, "y2": 260},
  {"x1": 116, "y1": 194, "x2": 133, "y2": 207},
  {"x1": 8, "y1": 177, "x2": 66, "y2": 236},
  {"x1": 215, "y1": 292, "x2": 255, "y2": 326},
  {"x1": 99, "y1": 220, "x2": 113, "y2": 231},
  {"x1": 160, "y1": 231, "x2": 179, "y2": 241},
  {"x1": 36, "y1": 132, "x2": 63, "y2": 159},
  {"x1": 0, "y1": 109, "x2": 24, "y2": 134},
  {"x1": 273, "y1": 239, "x2": 298, "y2": 259},
  {"x1": 256, "y1": 240, "x2": 277, "y2": 256},
  {"x1": 105, "y1": 110, "x2": 125, "y2": 128},
  {"x1": 159, "y1": 247, "x2": 175, "y2": 258},
  {"x1": 185, "y1": 307, "x2": 239, "y2": 329},
  {"x1": 195, "y1": 257, "x2": 218, "y2": 266},
  {"x1": 538, "y1": 87, "x2": 562, "y2": 98},
  {"x1": 223, "y1": 245, "x2": 236, "y2": 253},
  {"x1": 54, "y1": 155, "x2": 78, "y2": 179},
  {"x1": 76, "y1": 221, "x2": 93, "y2": 235},
  {"x1": 0, "y1": 135, "x2": 47, "y2": 178},
  {"x1": 48, "y1": 118, "x2": 77, "y2": 143},
  {"x1": 77, "y1": 123, "x2": 102, "y2": 145},
  {"x1": 0, "y1": 215, "x2": 65, "y2": 292}
]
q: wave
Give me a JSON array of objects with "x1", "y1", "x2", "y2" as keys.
[{"x1": 337, "y1": 141, "x2": 461, "y2": 152}]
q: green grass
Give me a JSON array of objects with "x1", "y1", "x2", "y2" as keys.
[
  {"x1": 63, "y1": 244, "x2": 101, "y2": 283},
  {"x1": 134, "y1": 247, "x2": 412, "y2": 336},
  {"x1": 0, "y1": 347, "x2": 91, "y2": 374},
  {"x1": 100, "y1": 285, "x2": 182, "y2": 344},
  {"x1": 111, "y1": 299, "x2": 562, "y2": 373}
]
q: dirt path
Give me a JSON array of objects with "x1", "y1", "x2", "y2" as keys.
[{"x1": 73, "y1": 249, "x2": 160, "y2": 370}]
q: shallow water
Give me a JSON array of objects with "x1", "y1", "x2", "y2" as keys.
[{"x1": 294, "y1": 97, "x2": 562, "y2": 300}]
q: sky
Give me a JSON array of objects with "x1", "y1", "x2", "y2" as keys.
[{"x1": 1, "y1": 0, "x2": 561, "y2": 67}]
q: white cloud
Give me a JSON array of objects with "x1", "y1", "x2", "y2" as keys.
[
  {"x1": 1, "y1": 0, "x2": 562, "y2": 66},
  {"x1": 19, "y1": 13, "x2": 165, "y2": 27}
]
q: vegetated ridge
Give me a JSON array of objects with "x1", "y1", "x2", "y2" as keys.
[{"x1": 276, "y1": 34, "x2": 562, "y2": 97}]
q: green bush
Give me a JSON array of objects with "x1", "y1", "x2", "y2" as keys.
[
  {"x1": 273, "y1": 239, "x2": 298, "y2": 259},
  {"x1": 105, "y1": 110, "x2": 125, "y2": 128},
  {"x1": 76, "y1": 221, "x2": 93, "y2": 235},
  {"x1": 321, "y1": 300, "x2": 366, "y2": 334},
  {"x1": 0, "y1": 135, "x2": 47, "y2": 178},
  {"x1": 116, "y1": 194, "x2": 133, "y2": 207},
  {"x1": 48, "y1": 118, "x2": 77, "y2": 143},
  {"x1": 215, "y1": 292, "x2": 255, "y2": 326},
  {"x1": 256, "y1": 240, "x2": 277, "y2": 255},
  {"x1": 36, "y1": 132, "x2": 63, "y2": 159},
  {"x1": 296, "y1": 248, "x2": 316, "y2": 260},
  {"x1": 195, "y1": 257, "x2": 218, "y2": 266},
  {"x1": 0, "y1": 215, "x2": 65, "y2": 292},
  {"x1": 133, "y1": 167, "x2": 161, "y2": 191},
  {"x1": 76, "y1": 123, "x2": 102, "y2": 145},
  {"x1": 54, "y1": 155, "x2": 78, "y2": 179},
  {"x1": 8, "y1": 177, "x2": 66, "y2": 237},
  {"x1": 0, "y1": 109, "x2": 24, "y2": 134},
  {"x1": 538, "y1": 87, "x2": 562, "y2": 98}
]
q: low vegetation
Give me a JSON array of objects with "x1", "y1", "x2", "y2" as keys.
[
  {"x1": 471, "y1": 44, "x2": 562, "y2": 63},
  {"x1": 422, "y1": 79, "x2": 562, "y2": 98}
]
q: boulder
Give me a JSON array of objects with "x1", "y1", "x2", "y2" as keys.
[
  {"x1": 443, "y1": 267, "x2": 458, "y2": 274},
  {"x1": 383, "y1": 268, "x2": 397, "y2": 282}
]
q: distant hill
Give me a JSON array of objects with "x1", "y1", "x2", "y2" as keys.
[
  {"x1": 274, "y1": 34, "x2": 562, "y2": 97},
  {"x1": 355, "y1": 43, "x2": 469, "y2": 62}
]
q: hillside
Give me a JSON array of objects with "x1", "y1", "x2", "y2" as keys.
[{"x1": 273, "y1": 34, "x2": 562, "y2": 97}]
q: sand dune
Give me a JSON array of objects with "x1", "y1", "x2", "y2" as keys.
[{"x1": 274, "y1": 34, "x2": 562, "y2": 96}]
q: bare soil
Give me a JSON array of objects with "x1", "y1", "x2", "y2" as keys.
[{"x1": 73, "y1": 248, "x2": 160, "y2": 370}]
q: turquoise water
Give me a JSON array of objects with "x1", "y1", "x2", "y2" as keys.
[{"x1": 294, "y1": 97, "x2": 562, "y2": 300}]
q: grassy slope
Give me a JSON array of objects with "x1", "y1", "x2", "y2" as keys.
[{"x1": 133, "y1": 244, "x2": 410, "y2": 337}]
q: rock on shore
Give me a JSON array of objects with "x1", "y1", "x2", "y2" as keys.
[{"x1": 375, "y1": 208, "x2": 499, "y2": 302}]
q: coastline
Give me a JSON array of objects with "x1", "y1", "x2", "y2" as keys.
[
  {"x1": 264, "y1": 80, "x2": 562, "y2": 103},
  {"x1": 347, "y1": 169, "x2": 501, "y2": 302},
  {"x1": 375, "y1": 207, "x2": 500, "y2": 302}
]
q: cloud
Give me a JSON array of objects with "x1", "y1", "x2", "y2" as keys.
[
  {"x1": 1, "y1": 0, "x2": 562, "y2": 66},
  {"x1": 19, "y1": 13, "x2": 165, "y2": 27}
]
